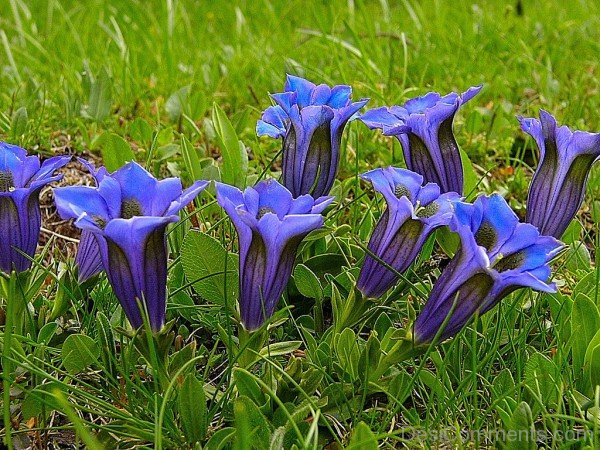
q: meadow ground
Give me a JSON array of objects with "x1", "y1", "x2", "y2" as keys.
[{"x1": 0, "y1": 0, "x2": 599, "y2": 448}]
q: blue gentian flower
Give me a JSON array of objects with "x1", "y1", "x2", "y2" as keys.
[
  {"x1": 413, "y1": 194, "x2": 563, "y2": 344},
  {"x1": 0, "y1": 142, "x2": 70, "y2": 273},
  {"x1": 359, "y1": 86, "x2": 482, "y2": 194},
  {"x1": 357, "y1": 167, "x2": 459, "y2": 298},
  {"x1": 257, "y1": 74, "x2": 368, "y2": 198},
  {"x1": 519, "y1": 110, "x2": 600, "y2": 238},
  {"x1": 216, "y1": 179, "x2": 333, "y2": 330},
  {"x1": 54, "y1": 162, "x2": 208, "y2": 331}
]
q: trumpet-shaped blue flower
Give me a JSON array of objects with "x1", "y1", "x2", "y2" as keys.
[
  {"x1": 257, "y1": 74, "x2": 368, "y2": 198},
  {"x1": 216, "y1": 179, "x2": 333, "y2": 330},
  {"x1": 414, "y1": 194, "x2": 563, "y2": 344},
  {"x1": 357, "y1": 167, "x2": 459, "y2": 298},
  {"x1": 55, "y1": 162, "x2": 208, "y2": 331},
  {"x1": 520, "y1": 110, "x2": 600, "y2": 238},
  {"x1": 359, "y1": 86, "x2": 482, "y2": 194},
  {"x1": 0, "y1": 142, "x2": 70, "y2": 273}
]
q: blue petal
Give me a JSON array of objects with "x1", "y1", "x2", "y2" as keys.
[
  {"x1": 404, "y1": 92, "x2": 442, "y2": 114},
  {"x1": 257, "y1": 105, "x2": 288, "y2": 138},
  {"x1": 102, "y1": 216, "x2": 177, "y2": 331},
  {"x1": 77, "y1": 157, "x2": 110, "y2": 184},
  {"x1": 165, "y1": 180, "x2": 209, "y2": 216},
  {"x1": 310, "y1": 84, "x2": 332, "y2": 105},
  {"x1": 479, "y1": 194, "x2": 519, "y2": 255},
  {"x1": 361, "y1": 167, "x2": 423, "y2": 210},
  {"x1": 284, "y1": 74, "x2": 316, "y2": 107},
  {"x1": 328, "y1": 85, "x2": 352, "y2": 108},
  {"x1": 253, "y1": 179, "x2": 294, "y2": 218},
  {"x1": 311, "y1": 195, "x2": 335, "y2": 214},
  {"x1": 76, "y1": 230, "x2": 104, "y2": 282},
  {"x1": 34, "y1": 156, "x2": 71, "y2": 182},
  {"x1": 273, "y1": 213, "x2": 324, "y2": 247},
  {"x1": 358, "y1": 107, "x2": 403, "y2": 130},
  {"x1": 460, "y1": 85, "x2": 483, "y2": 104},
  {"x1": 270, "y1": 92, "x2": 296, "y2": 114},
  {"x1": 54, "y1": 186, "x2": 112, "y2": 231},
  {"x1": 151, "y1": 177, "x2": 183, "y2": 215},
  {"x1": 112, "y1": 162, "x2": 159, "y2": 215}
]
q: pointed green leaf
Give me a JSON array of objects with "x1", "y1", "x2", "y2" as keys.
[
  {"x1": 177, "y1": 373, "x2": 208, "y2": 444},
  {"x1": 212, "y1": 103, "x2": 247, "y2": 187},
  {"x1": 96, "y1": 132, "x2": 136, "y2": 172}
]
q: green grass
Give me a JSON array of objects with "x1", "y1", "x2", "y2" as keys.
[{"x1": 1, "y1": 0, "x2": 600, "y2": 448}]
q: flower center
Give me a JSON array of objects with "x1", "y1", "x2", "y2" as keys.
[
  {"x1": 493, "y1": 251, "x2": 525, "y2": 272},
  {"x1": 92, "y1": 215, "x2": 107, "y2": 229},
  {"x1": 475, "y1": 222, "x2": 497, "y2": 251},
  {"x1": 394, "y1": 184, "x2": 411, "y2": 200},
  {"x1": 257, "y1": 206, "x2": 275, "y2": 220},
  {"x1": 121, "y1": 199, "x2": 143, "y2": 219},
  {"x1": 0, "y1": 170, "x2": 15, "y2": 192},
  {"x1": 416, "y1": 201, "x2": 440, "y2": 218}
]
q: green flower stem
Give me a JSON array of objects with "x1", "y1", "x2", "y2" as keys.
[{"x1": 369, "y1": 337, "x2": 424, "y2": 381}]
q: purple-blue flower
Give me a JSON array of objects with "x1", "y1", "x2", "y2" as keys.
[
  {"x1": 54, "y1": 162, "x2": 208, "y2": 331},
  {"x1": 0, "y1": 142, "x2": 70, "y2": 273},
  {"x1": 357, "y1": 167, "x2": 459, "y2": 298},
  {"x1": 216, "y1": 179, "x2": 333, "y2": 330},
  {"x1": 257, "y1": 74, "x2": 368, "y2": 198},
  {"x1": 359, "y1": 86, "x2": 482, "y2": 194},
  {"x1": 519, "y1": 110, "x2": 600, "y2": 238},
  {"x1": 413, "y1": 194, "x2": 563, "y2": 344}
]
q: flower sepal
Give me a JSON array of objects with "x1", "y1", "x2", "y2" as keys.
[{"x1": 332, "y1": 280, "x2": 376, "y2": 333}]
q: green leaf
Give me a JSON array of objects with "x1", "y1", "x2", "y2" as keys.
[
  {"x1": 347, "y1": 422, "x2": 378, "y2": 449},
  {"x1": 177, "y1": 373, "x2": 208, "y2": 444},
  {"x1": 205, "y1": 428, "x2": 236, "y2": 450},
  {"x1": 129, "y1": 117, "x2": 153, "y2": 146},
  {"x1": 503, "y1": 401, "x2": 535, "y2": 450},
  {"x1": 22, "y1": 382, "x2": 64, "y2": 420},
  {"x1": 259, "y1": 341, "x2": 302, "y2": 358},
  {"x1": 358, "y1": 333, "x2": 380, "y2": 380},
  {"x1": 180, "y1": 230, "x2": 238, "y2": 305},
  {"x1": 37, "y1": 322, "x2": 58, "y2": 345},
  {"x1": 460, "y1": 148, "x2": 480, "y2": 200},
  {"x1": 572, "y1": 294, "x2": 600, "y2": 380},
  {"x1": 169, "y1": 341, "x2": 196, "y2": 377},
  {"x1": 233, "y1": 369, "x2": 266, "y2": 406},
  {"x1": 233, "y1": 396, "x2": 272, "y2": 449},
  {"x1": 212, "y1": 103, "x2": 247, "y2": 187},
  {"x1": 11, "y1": 106, "x2": 28, "y2": 140},
  {"x1": 334, "y1": 328, "x2": 361, "y2": 380},
  {"x1": 436, "y1": 226, "x2": 459, "y2": 257},
  {"x1": 293, "y1": 264, "x2": 323, "y2": 300},
  {"x1": 584, "y1": 328, "x2": 600, "y2": 395},
  {"x1": 563, "y1": 241, "x2": 592, "y2": 272},
  {"x1": 166, "y1": 85, "x2": 191, "y2": 122},
  {"x1": 84, "y1": 67, "x2": 112, "y2": 122},
  {"x1": 180, "y1": 134, "x2": 204, "y2": 182},
  {"x1": 96, "y1": 132, "x2": 136, "y2": 172},
  {"x1": 524, "y1": 352, "x2": 560, "y2": 409},
  {"x1": 61, "y1": 334, "x2": 100, "y2": 375}
]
